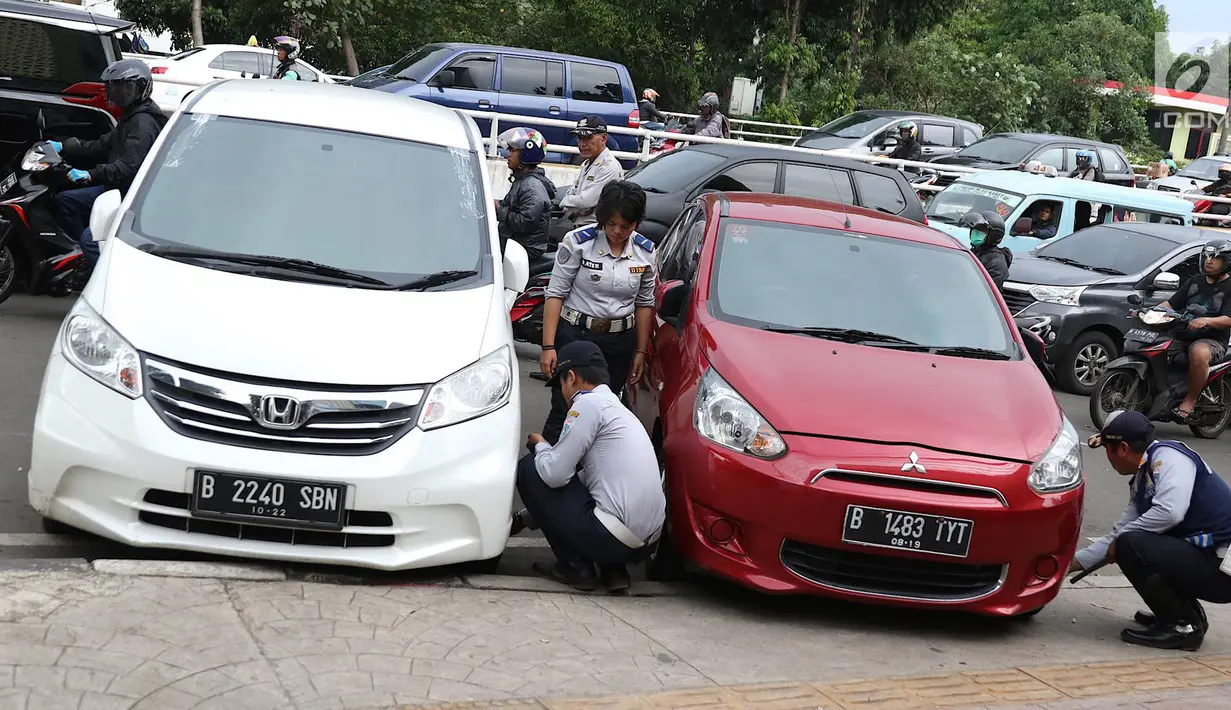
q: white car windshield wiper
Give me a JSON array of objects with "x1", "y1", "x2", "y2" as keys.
[
  {"x1": 395, "y1": 270, "x2": 478, "y2": 291},
  {"x1": 141, "y1": 245, "x2": 392, "y2": 287}
]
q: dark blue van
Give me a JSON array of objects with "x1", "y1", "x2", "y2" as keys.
[{"x1": 347, "y1": 43, "x2": 642, "y2": 166}]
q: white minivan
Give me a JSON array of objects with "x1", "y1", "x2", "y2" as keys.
[{"x1": 28, "y1": 80, "x2": 530, "y2": 571}]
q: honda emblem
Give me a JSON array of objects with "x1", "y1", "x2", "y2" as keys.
[
  {"x1": 256, "y1": 395, "x2": 301, "y2": 430},
  {"x1": 901, "y1": 451, "x2": 926, "y2": 474}
]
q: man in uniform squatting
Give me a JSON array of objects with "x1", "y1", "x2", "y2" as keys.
[
  {"x1": 1072, "y1": 410, "x2": 1231, "y2": 650},
  {"x1": 516, "y1": 341, "x2": 666, "y2": 593}
]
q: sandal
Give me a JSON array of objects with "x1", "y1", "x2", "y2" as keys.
[{"x1": 1172, "y1": 408, "x2": 1196, "y2": 423}]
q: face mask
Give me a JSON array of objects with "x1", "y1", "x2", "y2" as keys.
[{"x1": 969, "y1": 229, "x2": 987, "y2": 248}]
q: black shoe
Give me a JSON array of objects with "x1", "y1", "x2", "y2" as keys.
[
  {"x1": 510, "y1": 511, "x2": 525, "y2": 536},
  {"x1": 532, "y1": 561, "x2": 597, "y2": 592},
  {"x1": 1134, "y1": 600, "x2": 1209, "y2": 633},
  {"x1": 1121, "y1": 623, "x2": 1204, "y2": 651},
  {"x1": 530, "y1": 371, "x2": 549, "y2": 382},
  {"x1": 600, "y1": 564, "x2": 630, "y2": 594}
]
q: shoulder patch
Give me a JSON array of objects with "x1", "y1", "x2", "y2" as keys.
[
  {"x1": 557, "y1": 246, "x2": 572, "y2": 264},
  {"x1": 567, "y1": 410, "x2": 580, "y2": 418},
  {"x1": 574, "y1": 227, "x2": 597, "y2": 244},
  {"x1": 633, "y1": 234, "x2": 654, "y2": 253}
]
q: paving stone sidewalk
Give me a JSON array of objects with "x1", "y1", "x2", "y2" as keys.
[{"x1": 3, "y1": 562, "x2": 1231, "y2": 709}]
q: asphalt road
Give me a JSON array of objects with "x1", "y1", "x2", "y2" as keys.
[{"x1": 5, "y1": 293, "x2": 1231, "y2": 579}]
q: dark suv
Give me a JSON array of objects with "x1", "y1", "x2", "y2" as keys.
[
  {"x1": 0, "y1": 0, "x2": 125, "y2": 166},
  {"x1": 624, "y1": 143, "x2": 928, "y2": 244},
  {"x1": 1003, "y1": 223, "x2": 1218, "y2": 394},
  {"x1": 931, "y1": 133, "x2": 1136, "y2": 188}
]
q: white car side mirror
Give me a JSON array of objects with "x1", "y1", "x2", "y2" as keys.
[
  {"x1": 88, "y1": 189, "x2": 122, "y2": 242},
  {"x1": 503, "y1": 239, "x2": 529, "y2": 294}
]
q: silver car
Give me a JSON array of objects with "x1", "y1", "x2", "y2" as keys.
[{"x1": 1149, "y1": 155, "x2": 1231, "y2": 193}]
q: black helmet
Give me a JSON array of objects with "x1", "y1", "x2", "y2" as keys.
[
  {"x1": 1201, "y1": 239, "x2": 1231, "y2": 276},
  {"x1": 100, "y1": 58, "x2": 152, "y2": 109},
  {"x1": 959, "y1": 211, "x2": 1005, "y2": 248},
  {"x1": 1165, "y1": 151, "x2": 1174, "y2": 159}
]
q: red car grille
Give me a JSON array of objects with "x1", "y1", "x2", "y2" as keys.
[{"x1": 780, "y1": 540, "x2": 1004, "y2": 601}]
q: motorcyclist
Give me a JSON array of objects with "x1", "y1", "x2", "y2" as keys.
[
  {"x1": 1202, "y1": 164, "x2": 1231, "y2": 196},
  {"x1": 887, "y1": 121, "x2": 923, "y2": 164},
  {"x1": 48, "y1": 59, "x2": 166, "y2": 282},
  {"x1": 1163, "y1": 151, "x2": 1179, "y2": 176},
  {"x1": 272, "y1": 36, "x2": 302, "y2": 80},
  {"x1": 495, "y1": 127, "x2": 556, "y2": 260},
  {"x1": 1069, "y1": 150, "x2": 1104, "y2": 182},
  {"x1": 639, "y1": 89, "x2": 668, "y2": 131},
  {"x1": 679, "y1": 92, "x2": 728, "y2": 139},
  {"x1": 1156, "y1": 239, "x2": 1231, "y2": 423},
  {"x1": 961, "y1": 210, "x2": 1011, "y2": 290}
]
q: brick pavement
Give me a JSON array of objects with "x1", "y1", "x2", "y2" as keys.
[{"x1": 2, "y1": 563, "x2": 1231, "y2": 709}]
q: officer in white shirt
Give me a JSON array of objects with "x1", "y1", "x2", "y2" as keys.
[
  {"x1": 540, "y1": 180, "x2": 656, "y2": 443},
  {"x1": 518, "y1": 340, "x2": 666, "y2": 593},
  {"x1": 556, "y1": 115, "x2": 624, "y2": 232}
]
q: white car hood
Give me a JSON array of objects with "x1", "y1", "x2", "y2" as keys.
[
  {"x1": 1151, "y1": 174, "x2": 1210, "y2": 192},
  {"x1": 91, "y1": 240, "x2": 495, "y2": 386}
]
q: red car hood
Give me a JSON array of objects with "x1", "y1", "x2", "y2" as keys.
[{"x1": 701, "y1": 321, "x2": 1061, "y2": 463}]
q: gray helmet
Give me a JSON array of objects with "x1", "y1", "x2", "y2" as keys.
[
  {"x1": 100, "y1": 58, "x2": 152, "y2": 109},
  {"x1": 698, "y1": 92, "x2": 719, "y2": 113}
]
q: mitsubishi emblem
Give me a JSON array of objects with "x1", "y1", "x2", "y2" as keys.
[{"x1": 901, "y1": 451, "x2": 926, "y2": 474}]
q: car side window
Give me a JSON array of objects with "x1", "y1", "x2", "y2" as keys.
[
  {"x1": 438, "y1": 54, "x2": 496, "y2": 90},
  {"x1": 1099, "y1": 149, "x2": 1127, "y2": 174},
  {"x1": 852, "y1": 171, "x2": 908, "y2": 215},
  {"x1": 1034, "y1": 148, "x2": 1064, "y2": 170},
  {"x1": 783, "y1": 163, "x2": 855, "y2": 204},
  {"x1": 1013, "y1": 200, "x2": 1063, "y2": 235},
  {"x1": 501, "y1": 56, "x2": 564, "y2": 97},
  {"x1": 570, "y1": 63, "x2": 622, "y2": 103},
  {"x1": 1065, "y1": 147, "x2": 1100, "y2": 169},
  {"x1": 292, "y1": 61, "x2": 318, "y2": 82},
  {"x1": 1162, "y1": 252, "x2": 1201, "y2": 284},
  {"x1": 961, "y1": 128, "x2": 979, "y2": 147},
  {"x1": 921, "y1": 123, "x2": 955, "y2": 147},
  {"x1": 210, "y1": 51, "x2": 264, "y2": 75},
  {"x1": 700, "y1": 162, "x2": 777, "y2": 194},
  {"x1": 656, "y1": 207, "x2": 696, "y2": 281}
]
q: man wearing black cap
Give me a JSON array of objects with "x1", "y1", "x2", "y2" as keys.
[
  {"x1": 1074, "y1": 410, "x2": 1231, "y2": 650},
  {"x1": 514, "y1": 340, "x2": 665, "y2": 592},
  {"x1": 556, "y1": 115, "x2": 623, "y2": 232}
]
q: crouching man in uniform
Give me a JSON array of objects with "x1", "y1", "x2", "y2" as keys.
[
  {"x1": 1073, "y1": 410, "x2": 1231, "y2": 650},
  {"x1": 515, "y1": 341, "x2": 665, "y2": 593}
]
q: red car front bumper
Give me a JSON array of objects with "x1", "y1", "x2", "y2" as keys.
[{"x1": 665, "y1": 433, "x2": 1083, "y2": 616}]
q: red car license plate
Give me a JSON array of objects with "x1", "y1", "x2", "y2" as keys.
[{"x1": 842, "y1": 505, "x2": 974, "y2": 558}]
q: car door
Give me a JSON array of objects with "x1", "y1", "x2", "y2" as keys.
[
  {"x1": 1097, "y1": 147, "x2": 1133, "y2": 186},
  {"x1": 645, "y1": 207, "x2": 709, "y2": 421},
  {"x1": 424, "y1": 52, "x2": 499, "y2": 132},
  {"x1": 919, "y1": 122, "x2": 959, "y2": 159},
  {"x1": 497, "y1": 55, "x2": 567, "y2": 147}
]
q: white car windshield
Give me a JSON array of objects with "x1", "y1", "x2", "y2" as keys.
[
  {"x1": 124, "y1": 114, "x2": 490, "y2": 288},
  {"x1": 1179, "y1": 157, "x2": 1229, "y2": 182},
  {"x1": 709, "y1": 220, "x2": 1015, "y2": 357}
]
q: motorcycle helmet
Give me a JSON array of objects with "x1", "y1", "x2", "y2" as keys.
[
  {"x1": 1165, "y1": 151, "x2": 1175, "y2": 160},
  {"x1": 1200, "y1": 239, "x2": 1231, "y2": 276},
  {"x1": 642, "y1": 88, "x2": 659, "y2": 102},
  {"x1": 1219, "y1": 163, "x2": 1231, "y2": 180},
  {"x1": 273, "y1": 36, "x2": 301, "y2": 61},
  {"x1": 959, "y1": 212, "x2": 990, "y2": 247},
  {"x1": 496, "y1": 127, "x2": 546, "y2": 166},
  {"x1": 697, "y1": 92, "x2": 719, "y2": 116},
  {"x1": 100, "y1": 58, "x2": 152, "y2": 109},
  {"x1": 1076, "y1": 149, "x2": 1094, "y2": 169},
  {"x1": 979, "y1": 210, "x2": 1006, "y2": 245},
  {"x1": 897, "y1": 121, "x2": 917, "y2": 139}
]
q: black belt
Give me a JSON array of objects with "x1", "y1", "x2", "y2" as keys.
[{"x1": 562, "y1": 306, "x2": 634, "y2": 334}]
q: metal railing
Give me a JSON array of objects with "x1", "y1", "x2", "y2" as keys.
[{"x1": 661, "y1": 111, "x2": 815, "y2": 142}]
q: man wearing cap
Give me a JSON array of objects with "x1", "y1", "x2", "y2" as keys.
[
  {"x1": 1074, "y1": 410, "x2": 1231, "y2": 650},
  {"x1": 555, "y1": 115, "x2": 624, "y2": 233},
  {"x1": 514, "y1": 340, "x2": 665, "y2": 593}
]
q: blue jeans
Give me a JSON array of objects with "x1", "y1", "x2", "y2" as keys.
[
  {"x1": 643, "y1": 121, "x2": 666, "y2": 131},
  {"x1": 51, "y1": 185, "x2": 106, "y2": 264}
]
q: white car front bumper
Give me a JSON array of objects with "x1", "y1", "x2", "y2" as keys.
[{"x1": 28, "y1": 353, "x2": 519, "y2": 571}]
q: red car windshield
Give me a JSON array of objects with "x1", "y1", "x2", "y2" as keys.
[{"x1": 707, "y1": 219, "x2": 1015, "y2": 355}]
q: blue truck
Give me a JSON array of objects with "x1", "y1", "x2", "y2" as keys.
[{"x1": 348, "y1": 43, "x2": 642, "y2": 166}]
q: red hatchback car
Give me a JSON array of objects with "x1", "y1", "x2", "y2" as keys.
[{"x1": 625, "y1": 193, "x2": 1085, "y2": 617}]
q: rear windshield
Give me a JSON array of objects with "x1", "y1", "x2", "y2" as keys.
[
  {"x1": 955, "y1": 136, "x2": 1035, "y2": 165},
  {"x1": 625, "y1": 149, "x2": 727, "y2": 193},
  {"x1": 1034, "y1": 225, "x2": 1175, "y2": 275},
  {"x1": 927, "y1": 183, "x2": 1025, "y2": 224},
  {"x1": 710, "y1": 219, "x2": 1014, "y2": 355},
  {"x1": 127, "y1": 114, "x2": 490, "y2": 288},
  {"x1": 390, "y1": 45, "x2": 455, "y2": 81},
  {"x1": 0, "y1": 17, "x2": 112, "y2": 91}
]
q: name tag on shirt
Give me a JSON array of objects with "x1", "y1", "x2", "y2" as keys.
[
  {"x1": 629, "y1": 266, "x2": 648, "y2": 274},
  {"x1": 581, "y1": 259, "x2": 603, "y2": 270}
]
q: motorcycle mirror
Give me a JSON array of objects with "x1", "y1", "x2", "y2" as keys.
[{"x1": 36, "y1": 110, "x2": 45, "y2": 138}]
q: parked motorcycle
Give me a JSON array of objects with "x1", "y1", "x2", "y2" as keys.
[
  {"x1": 0, "y1": 114, "x2": 86, "y2": 305},
  {"x1": 1089, "y1": 293, "x2": 1231, "y2": 438},
  {"x1": 510, "y1": 244, "x2": 559, "y2": 345}
]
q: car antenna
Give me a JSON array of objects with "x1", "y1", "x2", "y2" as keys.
[{"x1": 824, "y1": 163, "x2": 853, "y2": 229}]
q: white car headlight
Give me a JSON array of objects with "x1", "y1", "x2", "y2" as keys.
[
  {"x1": 1029, "y1": 284, "x2": 1085, "y2": 307},
  {"x1": 61, "y1": 299, "x2": 142, "y2": 398},
  {"x1": 418, "y1": 345, "x2": 512, "y2": 430},
  {"x1": 693, "y1": 367, "x2": 786, "y2": 459},
  {"x1": 1029, "y1": 417, "x2": 1082, "y2": 494}
]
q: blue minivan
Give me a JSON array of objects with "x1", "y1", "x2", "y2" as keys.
[{"x1": 348, "y1": 43, "x2": 641, "y2": 165}]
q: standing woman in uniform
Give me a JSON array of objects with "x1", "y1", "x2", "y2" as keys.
[{"x1": 540, "y1": 181, "x2": 656, "y2": 443}]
